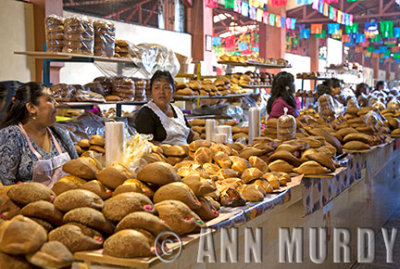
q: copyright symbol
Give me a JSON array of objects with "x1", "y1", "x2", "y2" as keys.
[{"x1": 154, "y1": 231, "x2": 183, "y2": 263}]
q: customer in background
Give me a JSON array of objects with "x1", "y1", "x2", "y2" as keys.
[
  {"x1": 135, "y1": 70, "x2": 194, "y2": 145},
  {"x1": 355, "y1": 83, "x2": 370, "y2": 107},
  {"x1": 267, "y1": 71, "x2": 299, "y2": 119},
  {"x1": 375, "y1": 80, "x2": 387, "y2": 92},
  {"x1": 0, "y1": 82, "x2": 78, "y2": 186}
]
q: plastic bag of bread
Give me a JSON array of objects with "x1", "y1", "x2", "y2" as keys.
[
  {"x1": 50, "y1": 84, "x2": 76, "y2": 102},
  {"x1": 134, "y1": 79, "x2": 147, "y2": 102},
  {"x1": 112, "y1": 77, "x2": 135, "y2": 101},
  {"x1": 62, "y1": 15, "x2": 94, "y2": 55},
  {"x1": 45, "y1": 15, "x2": 64, "y2": 52},
  {"x1": 121, "y1": 134, "x2": 153, "y2": 176},
  {"x1": 93, "y1": 19, "x2": 115, "y2": 57},
  {"x1": 277, "y1": 107, "x2": 296, "y2": 141},
  {"x1": 345, "y1": 97, "x2": 360, "y2": 115},
  {"x1": 387, "y1": 99, "x2": 400, "y2": 110},
  {"x1": 75, "y1": 89, "x2": 105, "y2": 102},
  {"x1": 317, "y1": 94, "x2": 335, "y2": 122}
]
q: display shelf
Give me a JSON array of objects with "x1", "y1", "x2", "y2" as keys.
[
  {"x1": 218, "y1": 60, "x2": 291, "y2": 69},
  {"x1": 57, "y1": 101, "x2": 146, "y2": 117},
  {"x1": 186, "y1": 114, "x2": 232, "y2": 120},
  {"x1": 240, "y1": 84, "x2": 272, "y2": 89},
  {"x1": 174, "y1": 93, "x2": 251, "y2": 101}
]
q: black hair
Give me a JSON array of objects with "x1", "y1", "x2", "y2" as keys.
[
  {"x1": 375, "y1": 80, "x2": 386, "y2": 91},
  {"x1": 355, "y1": 83, "x2": 369, "y2": 97},
  {"x1": 0, "y1": 82, "x2": 47, "y2": 128},
  {"x1": 0, "y1": 83, "x2": 6, "y2": 101},
  {"x1": 317, "y1": 84, "x2": 332, "y2": 98},
  {"x1": 323, "y1": 78, "x2": 341, "y2": 90},
  {"x1": 150, "y1": 70, "x2": 175, "y2": 92},
  {"x1": 267, "y1": 71, "x2": 297, "y2": 114}
]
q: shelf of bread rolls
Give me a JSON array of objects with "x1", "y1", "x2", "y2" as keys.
[{"x1": 218, "y1": 54, "x2": 291, "y2": 68}]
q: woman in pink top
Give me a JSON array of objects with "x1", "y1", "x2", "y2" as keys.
[{"x1": 267, "y1": 71, "x2": 300, "y2": 119}]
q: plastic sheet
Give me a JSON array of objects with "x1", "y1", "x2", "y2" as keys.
[
  {"x1": 75, "y1": 89, "x2": 105, "y2": 103},
  {"x1": 62, "y1": 15, "x2": 94, "y2": 55},
  {"x1": 54, "y1": 113, "x2": 136, "y2": 143},
  {"x1": 45, "y1": 15, "x2": 64, "y2": 52},
  {"x1": 277, "y1": 107, "x2": 296, "y2": 141},
  {"x1": 112, "y1": 77, "x2": 135, "y2": 101},
  {"x1": 93, "y1": 20, "x2": 115, "y2": 57},
  {"x1": 50, "y1": 84, "x2": 76, "y2": 102}
]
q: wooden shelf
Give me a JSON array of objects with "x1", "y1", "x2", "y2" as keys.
[
  {"x1": 186, "y1": 114, "x2": 232, "y2": 120},
  {"x1": 14, "y1": 51, "x2": 137, "y2": 66},
  {"x1": 174, "y1": 93, "x2": 251, "y2": 101},
  {"x1": 240, "y1": 84, "x2": 272, "y2": 89},
  {"x1": 57, "y1": 101, "x2": 147, "y2": 108}
]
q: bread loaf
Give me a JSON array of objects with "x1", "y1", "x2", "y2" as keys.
[
  {"x1": 241, "y1": 168, "x2": 263, "y2": 183},
  {"x1": 63, "y1": 157, "x2": 102, "y2": 180},
  {"x1": 202, "y1": 163, "x2": 220, "y2": 176},
  {"x1": 102, "y1": 192, "x2": 155, "y2": 222},
  {"x1": 213, "y1": 151, "x2": 232, "y2": 168},
  {"x1": 160, "y1": 144, "x2": 188, "y2": 157},
  {"x1": 52, "y1": 175, "x2": 87, "y2": 195},
  {"x1": 48, "y1": 224, "x2": 103, "y2": 253},
  {"x1": 229, "y1": 156, "x2": 250, "y2": 174},
  {"x1": 137, "y1": 162, "x2": 180, "y2": 185},
  {"x1": 293, "y1": 161, "x2": 329, "y2": 175},
  {"x1": 0, "y1": 252, "x2": 32, "y2": 269},
  {"x1": 268, "y1": 151, "x2": 302, "y2": 167},
  {"x1": 153, "y1": 182, "x2": 201, "y2": 209},
  {"x1": 0, "y1": 215, "x2": 47, "y2": 255},
  {"x1": 81, "y1": 180, "x2": 112, "y2": 200},
  {"x1": 189, "y1": 140, "x2": 212, "y2": 152},
  {"x1": 194, "y1": 147, "x2": 213, "y2": 164},
  {"x1": 96, "y1": 162, "x2": 135, "y2": 189},
  {"x1": 343, "y1": 133, "x2": 372, "y2": 145},
  {"x1": 63, "y1": 207, "x2": 114, "y2": 234},
  {"x1": 7, "y1": 183, "x2": 55, "y2": 206},
  {"x1": 54, "y1": 189, "x2": 104, "y2": 212},
  {"x1": 182, "y1": 175, "x2": 216, "y2": 196},
  {"x1": 115, "y1": 211, "x2": 170, "y2": 236},
  {"x1": 29, "y1": 218, "x2": 53, "y2": 232},
  {"x1": 155, "y1": 200, "x2": 203, "y2": 235},
  {"x1": 103, "y1": 229, "x2": 154, "y2": 258},
  {"x1": 26, "y1": 241, "x2": 74, "y2": 269},
  {"x1": 343, "y1": 141, "x2": 370, "y2": 150},
  {"x1": 210, "y1": 143, "x2": 232, "y2": 155},
  {"x1": 20, "y1": 201, "x2": 63, "y2": 226},
  {"x1": 305, "y1": 152, "x2": 336, "y2": 172},
  {"x1": 238, "y1": 184, "x2": 264, "y2": 202},
  {"x1": 90, "y1": 135, "x2": 105, "y2": 146},
  {"x1": 193, "y1": 197, "x2": 219, "y2": 221},
  {"x1": 268, "y1": 160, "x2": 293, "y2": 173},
  {"x1": 113, "y1": 179, "x2": 154, "y2": 198},
  {"x1": 249, "y1": 156, "x2": 269, "y2": 173},
  {"x1": 253, "y1": 179, "x2": 274, "y2": 193}
]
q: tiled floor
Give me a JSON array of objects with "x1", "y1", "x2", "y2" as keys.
[{"x1": 351, "y1": 206, "x2": 400, "y2": 269}]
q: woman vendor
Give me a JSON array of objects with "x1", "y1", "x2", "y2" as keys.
[
  {"x1": 0, "y1": 82, "x2": 78, "y2": 186},
  {"x1": 135, "y1": 70, "x2": 194, "y2": 145},
  {"x1": 267, "y1": 71, "x2": 299, "y2": 119}
]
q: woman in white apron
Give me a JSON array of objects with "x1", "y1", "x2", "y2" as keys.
[
  {"x1": 0, "y1": 82, "x2": 78, "y2": 186},
  {"x1": 135, "y1": 71, "x2": 194, "y2": 145}
]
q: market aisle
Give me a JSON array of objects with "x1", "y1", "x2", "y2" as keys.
[{"x1": 351, "y1": 205, "x2": 400, "y2": 269}]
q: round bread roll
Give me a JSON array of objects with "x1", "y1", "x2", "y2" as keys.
[
  {"x1": 102, "y1": 192, "x2": 155, "y2": 222},
  {"x1": 238, "y1": 185, "x2": 264, "y2": 202},
  {"x1": 103, "y1": 229, "x2": 154, "y2": 258},
  {"x1": 54, "y1": 189, "x2": 104, "y2": 213},
  {"x1": 26, "y1": 241, "x2": 74, "y2": 269},
  {"x1": 202, "y1": 163, "x2": 220, "y2": 176},
  {"x1": 189, "y1": 118, "x2": 206, "y2": 126},
  {"x1": 115, "y1": 211, "x2": 170, "y2": 236},
  {"x1": 254, "y1": 179, "x2": 274, "y2": 193},
  {"x1": 67, "y1": 222, "x2": 103, "y2": 239},
  {"x1": 7, "y1": 183, "x2": 55, "y2": 206},
  {"x1": 81, "y1": 180, "x2": 112, "y2": 200},
  {"x1": 63, "y1": 207, "x2": 114, "y2": 234},
  {"x1": 52, "y1": 175, "x2": 87, "y2": 195},
  {"x1": 96, "y1": 162, "x2": 135, "y2": 189},
  {"x1": 241, "y1": 167, "x2": 263, "y2": 184},
  {"x1": 75, "y1": 145, "x2": 84, "y2": 155},
  {"x1": 89, "y1": 134, "x2": 105, "y2": 146},
  {"x1": 229, "y1": 156, "x2": 250, "y2": 174},
  {"x1": 210, "y1": 143, "x2": 232, "y2": 155},
  {"x1": 153, "y1": 182, "x2": 201, "y2": 210},
  {"x1": 216, "y1": 168, "x2": 240, "y2": 180},
  {"x1": 20, "y1": 201, "x2": 63, "y2": 226},
  {"x1": 160, "y1": 144, "x2": 188, "y2": 157},
  {"x1": 213, "y1": 151, "x2": 232, "y2": 168},
  {"x1": 48, "y1": 224, "x2": 103, "y2": 253},
  {"x1": 0, "y1": 215, "x2": 47, "y2": 255},
  {"x1": 189, "y1": 139, "x2": 212, "y2": 152}
]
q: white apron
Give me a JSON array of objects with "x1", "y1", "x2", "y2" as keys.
[
  {"x1": 18, "y1": 123, "x2": 71, "y2": 188},
  {"x1": 144, "y1": 101, "x2": 190, "y2": 145}
]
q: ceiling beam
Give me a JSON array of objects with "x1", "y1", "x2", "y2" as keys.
[
  {"x1": 383, "y1": 0, "x2": 395, "y2": 13},
  {"x1": 64, "y1": 0, "x2": 133, "y2": 7},
  {"x1": 345, "y1": 2, "x2": 360, "y2": 13},
  {"x1": 297, "y1": 11, "x2": 400, "y2": 24},
  {"x1": 104, "y1": 6, "x2": 132, "y2": 19}
]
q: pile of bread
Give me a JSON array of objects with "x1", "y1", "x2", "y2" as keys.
[
  {"x1": 94, "y1": 20, "x2": 116, "y2": 57},
  {"x1": 50, "y1": 76, "x2": 149, "y2": 102},
  {"x1": 75, "y1": 135, "x2": 105, "y2": 156},
  {"x1": 226, "y1": 71, "x2": 274, "y2": 87},
  {"x1": 219, "y1": 54, "x2": 289, "y2": 66},
  {"x1": 114, "y1": 40, "x2": 130, "y2": 58},
  {"x1": 174, "y1": 77, "x2": 246, "y2": 97}
]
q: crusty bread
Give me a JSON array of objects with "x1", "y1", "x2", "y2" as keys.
[
  {"x1": 26, "y1": 241, "x2": 73, "y2": 269},
  {"x1": 48, "y1": 224, "x2": 103, "y2": 253},
  {"x1": 0, "y1": 215, "x2": 47, "y2": 255},
  {"x1": 194, "y1": 147, "x2": 213, "y2": 164},
  {"x1": 305, "y1": 152, "x2": 336, "y2": 172},
  {"x1": 137, "y1": 162, "x2": 180, "y2": 185},
  {"x1": 63, "y1": 207, "x2": 114, "y2": 234},
  {"x1": 102, "y1": 192, "x2": 155, "y2": 222},
  {"x1": 189, "y1": 140, "x2": 212, "y2": 152},
  {"x1": 89, "y1": 134, "x2": 105, "y2": 146},
  {"x1": 238, "y1": 184, "x2": 264, "y2": 202},
  {"x1": 7, "y1": 183, "x2": 55, "y2": 206},
  {"x1": 343, "y1": 133, "x2": 372, "y2": 145},
  {"x1": 220, "y1": 188, "x2": 246, "y2": 207},
  {"x1": 0, "y1": 192, "x2": 21, "y2": 220},
  {"x1": 249, "y1": 156, "x2": 269, "y2": 173},
  {"x1": 52, "y1": 175, "x2": 87, "y2": 195},
  {"x1": 308, "y1": 128, "x2": 342, "y2": 154},
  {"x1": 67, "y1": 222, "x2": 103, "y2": 239},
  {"x1": 241, "y1": 167, "x2": 263, "y2": 184},
  {"x1": 262, "y1": 173, "x2": 280, "y2": 189},
  {"x1": 96, "y1": 162, "x2": 135, "y2": 189},
  {"x1": 253, "y1": 179, "x2": 274, "y2": 193},
  {"x1": 155, "y1": 200, "x2": 203, "y2": 235},
  {"x1": 77, "y1": 139, "x2": 90, "y2": 148},
  {"x1": 181, "y1": 175, "x2": 216, "y2": 196},
  {"x1": 268, "y1": 151, "x2": 302, "y2": 167},
  {"x1": 268, "y1": 160, "x2": 293, "y2": 173},
  {"x1": 202, "y1": 163, "x2": 220, "y2": 176},
  {"x1": 293, "y1": 161, "x2": 329, "y2": 175},
  {"x1": 103, "y1": 229, "x2": 154, "y2": 258},
  {"x1": 216, "y1": 168, "x2": 240, "y2": 180},
  {"x1": 29, "y1": 217, "x2": 53, "y2": 232},
  {"x1": 229, "y1": 156, "x2": 250, "y2": 174},
  {"x1": 210, "y1": 143, "x2": 232, "y2": 155},
  {"x1": 239, "y1": 147, "x2": 265, "y2": 160},
  {"x1": 153, "y1": 182, "x2": 201, "y2": 210},
  {"x1": 81, "y1": 180, "x2": 112, "y2": 200},
  {"x1": 115, "y1": 211, "x2": 170, "y2": 236},
  {"x1": 20, "y1": 200, "x2": 63, "y2": 226},
  {"x1": 160, "y1": 144, "x2": 188, "y2": 157},
  {"x1": 54, "y1": 189, "x2": 104, "y2": 212},
  {"x1": 0, "y1": 251, "x2": 32, "y2": 269},
  {"x1": 213, "y1": 151, "x2": 232, "y2": 168},
  {"x1": 343, "y1": 141, "x2": 370, "y2": 150},
  {"x1": 336, "y1": 128, "x2": 358, "y2": 139},
  {"x1": 113, "y1": 179, "x2": 154, "y2": 198},
  {"x1": 63, "y1": 157, "x2": 102, "y2": 180}
]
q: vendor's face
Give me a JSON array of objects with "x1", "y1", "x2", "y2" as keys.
[
  {"x1": 151, "y1": 78, "x2": 173, "y2": 108},
  {"x1": 28, "y1": 89, "x2": 57, "y2": 127}
]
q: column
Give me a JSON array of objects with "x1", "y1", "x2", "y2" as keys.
[
  {"x1": 385, "y1": 61, "x2": 392, "y2": 81},
  {"x1": 163, "y1": 0, "x2": 175, "y2": 31},
  {"x1": 308, "y1": 36, "x2": 319, "y2": 90},
  {"x1": 395, "y1": 64, "x2": 400, "y2": 80},
  {"x1": 259, "y1": 4, "x2": 286, "y2": 74},
  {"x1": 372, "y1": 55, "x2": 380, "y2": 80},
  {"x1": 30, "y1": 0, "x2": 63, "y2": 83},
  {"x1": 186, "y1": 0, "x2": 213, "y2": 75}
]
